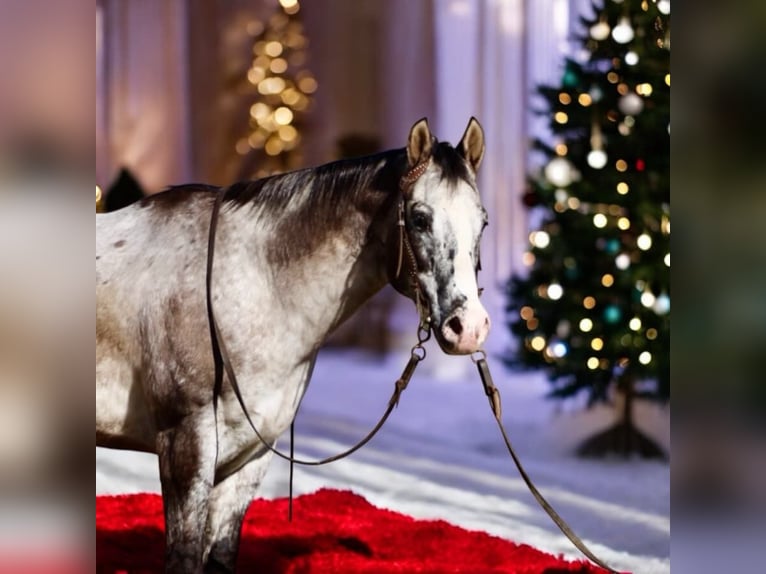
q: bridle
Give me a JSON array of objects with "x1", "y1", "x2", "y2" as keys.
[
  {"x1": 394, "y1": 158, "x2": 432, "y2": 333},
  {"x1": 204, "y1": 158, "x2": 619, "y2": 573}
]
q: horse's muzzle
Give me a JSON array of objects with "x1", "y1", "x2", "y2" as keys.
[{"x1": 438, "y1": 303, "x2": 490, "y2": 354}]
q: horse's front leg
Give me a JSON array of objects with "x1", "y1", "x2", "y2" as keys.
[
  {"x1": 157, "y1": 410, "x2": 217, "y2": 574},
  {"x1": 203, "y1": 452, "x2": 274, "y2": 573}
]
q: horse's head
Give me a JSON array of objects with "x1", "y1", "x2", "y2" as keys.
[{"x1": 389, "y1": 117, "x2": 490, "y2": 355}]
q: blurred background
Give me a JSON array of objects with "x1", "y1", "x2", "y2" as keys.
[{"x1": 0, "y1": 0, "x2": 763, "y2": 571}]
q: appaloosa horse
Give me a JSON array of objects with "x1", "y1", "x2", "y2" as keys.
[{"x1": 96, "y1": 118, "x2": 490, "y2": 573}]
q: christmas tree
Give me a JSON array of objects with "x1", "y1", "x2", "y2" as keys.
[
  {"x1": 226, "y1": 0, "x2": 317, "y2": 180},
  {"x1": 505, "y1": 0, "x2": 670, "y2": 458}
]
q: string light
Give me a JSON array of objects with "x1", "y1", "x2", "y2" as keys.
[
  {"x1": 629, "y1": 317, "x2": 642, "y2": 331},
  {"x1": 593, "y1": 213, "x2": 608, "y2": 228},
  {"x1": 579, "y1": 318, "x2": 593, "y2": 332},
  {"x1": 639, "y1": 351, "x2": 652, "y2": 365},
  {"x1": 235, "y1": 0, "x2": 316, "y2": 174},
  {"x1": 664, "y1": 253, "x2": 670, "y2": 266}
]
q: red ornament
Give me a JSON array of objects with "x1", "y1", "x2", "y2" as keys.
[{"x1": 636, "y1": 158, "x2": 646, "y2": 171}]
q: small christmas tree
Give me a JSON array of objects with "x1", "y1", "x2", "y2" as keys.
[
  {"x1": 505, "y1": 0, "x2": 670, "y2": 458},
  {"x1": 226, "y1": 0, "x2": 317, "y2": 179}
]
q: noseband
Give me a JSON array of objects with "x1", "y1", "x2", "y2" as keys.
[{"x1": 395, "y1": 159, "x2": 432, "y2": 334}]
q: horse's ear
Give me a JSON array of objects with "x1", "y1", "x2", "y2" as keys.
[
  {"x1": 407, "y1": 118, "x2": 433, "y2": 168},
  {"x1": 458, "y1": 117, "x2": 485, "y2": 173}
]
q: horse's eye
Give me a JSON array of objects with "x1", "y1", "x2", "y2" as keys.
[{"x1": 411, "y1": 212, "x2": 431, "y2": 233}]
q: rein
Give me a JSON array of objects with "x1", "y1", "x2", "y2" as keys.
[{"x1": 205, "y1": 162, "x2": 617, "y2": 573}]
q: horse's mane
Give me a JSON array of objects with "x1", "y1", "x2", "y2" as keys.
[{"x1": 153, "y1": 142, "x2": 471, "y2": 266}]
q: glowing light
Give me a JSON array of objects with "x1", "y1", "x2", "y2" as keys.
[
  {"x1": 641, "y1": 291, "x2": 656, "y2": 308},
  {"x1": 637, "y1": 233, "x2": 652, "y2": 250},
  {"x1": 636, "y1": 83, "x2": 653, "y2": 96},
  {"x1": 653, "y1": 293, "x2": 670, "y2": 315},
  {"x1": 274, "y1": 106, "x2": 294, "y2": 125},
  {"x1": 629, "y1": 317, "x2": 642, "y2": 331},
  {"x1": 587, "y1": 357, "x2": 600, "y2": 370},
  {"x1": 615, "y1": 159, "x2": 628, "y2": 172},
  {"x1": 616, "y1": 253, "x2": 631, "y2": 269},
  {"x1": 264, "y1": 136, "x2": 284, "y2": 156},
  {"x1": 665, "y1": 74, "x2": 671, "y2": 86},
  {"x1": 657, "y1": 0, "x2": 671, "y2": 15},
  {"x1": 547, "y1": 283, "x2": 563, "y2": 300},
  {"x1": 96, "y1": 185, "x2": 102, "y2": 203},
  {"x1": 555, "y1": 143, "x2": 568, "y2": 156},
  {"x1": 567, "y1": 197, "x2": 581, "y2": 210},
  {"x1": 625, "y1": 51, "x2": 639, "y2": 66},
  {"x1": 587, "y1": 149, "x2": 608, "y2": 169},
  {"x1": 279, "y1": 0, "x2": 299, "y2": 7},
  {"x1": 279, "y1": 125, "x2": 298, "y2": 143},
  {"x1": 617, "y1": 182, "x2": 629, "y2": 195},
  {"x1": 618, "y1": 93, "x2": 644, "y2": 115},
  {"x1": 591, "y1": 338, "x2": 604, "y2": 351},
  {"x1": 530, "y1": 231, "x2": 550, "y2": 248},
  {"x1": 559, "y1": 93, "x2": 572, "y2": 105},
  {"x1": 602, "y1": 274, "x2": 614, "y2": 287},
  {"x1": 247, "y1": 66, "x2": 265, "y2": 84},
  {"x1": 589, "y1": 20, "x2": 610, "y2": 41},
  {"x1": 607, "y1": 72, "x2": 619, "y2": 84},
  {"x1": 554, "y1": 112, "x2": 569, "y2": 124},
  {"x1": 531, "y1": 336, "x2": 546, "y2": 351},
  {"x1": 618, "y1": 217, "x2": 630, "y2": 230},
  {"x1": 593, "y1": 213, "x2": 608, "y2": 228},
  {"x1": 639, "y1": 351, "x2": 652, "y2": 365},
  {"x1": 612, "y1": 17, "x2": 635, "y2": 44},
  {"x1": 527, "y1": 318, "x2": 539, "y2": 330},
  {"x1": 522, "y1": 251, "x2": 536, "y2": 266},
  {"x1": 552, "y1": 342, "x2": 568, "y2": 357},
  {"x1": 270, "y1": 58, "x2": 288, "y2": 74},
  {"x1": 578, "y1": 93, "x2": 592, "y2": 106},
  {"x1": 520, "y1": 306, "x2": 535, "y2": 321},
  {"x1": 664, "y1": 253, "x2": 670, "y2": 267},
  {"x1": 583, "y1": 296, "x2": 596, "y2": 309},
  {"x1": 265, "y1": 41, "x2": 283, "y2": 57},
  {"x1": 646, "y1": 328, "x2": 658, "y2": 340},
  {"x1": 545, "y1": 157, "x2": 575, "y2": 187},
  {"x1": 235, "y1": 138, "x2": 250, "y2": 155},
  {"x1": 250, "y1": 102, "x2": 271, "y2": 120},
  {"x1": 579, "y1": 318, "x2": 593, "y2": 332},
  {"x1": 298, "y1": 76, "x2": 318, "y2": 94}
]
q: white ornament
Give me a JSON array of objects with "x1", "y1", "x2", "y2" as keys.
[
  {"x1": 587, "y1": 149, "x2": 608, "y2": 169},
  {"x1": 612, "y1": 17, "x2": 635, "y2": 44},
  {"x1": 545, "y1": 157, "x2": 575, "y2": 187},
  {"x1": 657, "y1": 0, "x2": 671, "y2": 15},
  {"x1": 618, "y1": 93, "x2": 644, "y2": 115}
]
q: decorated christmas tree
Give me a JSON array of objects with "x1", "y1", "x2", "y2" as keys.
[
  {"x1": 505, "y1": 0, "x2": 670, "y2": 457},
  {"x1": 226, "y1": 0, "x2": 317, "y2": 180}
]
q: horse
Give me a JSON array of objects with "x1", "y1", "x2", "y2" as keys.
[{"x1": 96, "y1": 117, "x2": 490, "y2": 573}]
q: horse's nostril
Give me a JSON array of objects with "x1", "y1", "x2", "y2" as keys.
[{"x1": 447, "y1": 316, "x2": 463, "y2": 336}]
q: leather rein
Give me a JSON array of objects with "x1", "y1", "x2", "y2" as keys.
[{"x1": 205, "y1": 160, "x2": 618, "y2": 573}]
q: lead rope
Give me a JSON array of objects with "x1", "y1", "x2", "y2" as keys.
[{"x1": 471, "y1": 351, "x2": 620, "y2": 574}]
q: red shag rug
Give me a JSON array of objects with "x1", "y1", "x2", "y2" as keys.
[{"x1": 96, "y1": 488, "x2": 612, "y2": 573}]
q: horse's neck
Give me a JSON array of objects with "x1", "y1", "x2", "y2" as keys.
[{"x1": 250, "y1": 201, "x2": 393, "y2": 347}]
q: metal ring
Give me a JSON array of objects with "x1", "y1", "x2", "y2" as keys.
[
  {"x1": 417, "y1": 326, "x2": 431, "y2": 344},
  {"x1": 470, "y1": 349, "x2": 487, "y2": 364},
  {"x1": 411, "y1": 345, "x2": 427, "y2": 361}
]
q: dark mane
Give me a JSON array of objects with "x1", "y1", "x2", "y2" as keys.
[{"x1": 151, "y1": 141, "x2": 473, "y2": 266}]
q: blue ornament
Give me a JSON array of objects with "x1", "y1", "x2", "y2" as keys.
[
  {"x1": 604, "y1": 305, "x2": 621, "y2": 323},
  {"x1": 605, "y1": 239, "x2": 620, "y2": 254}
]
